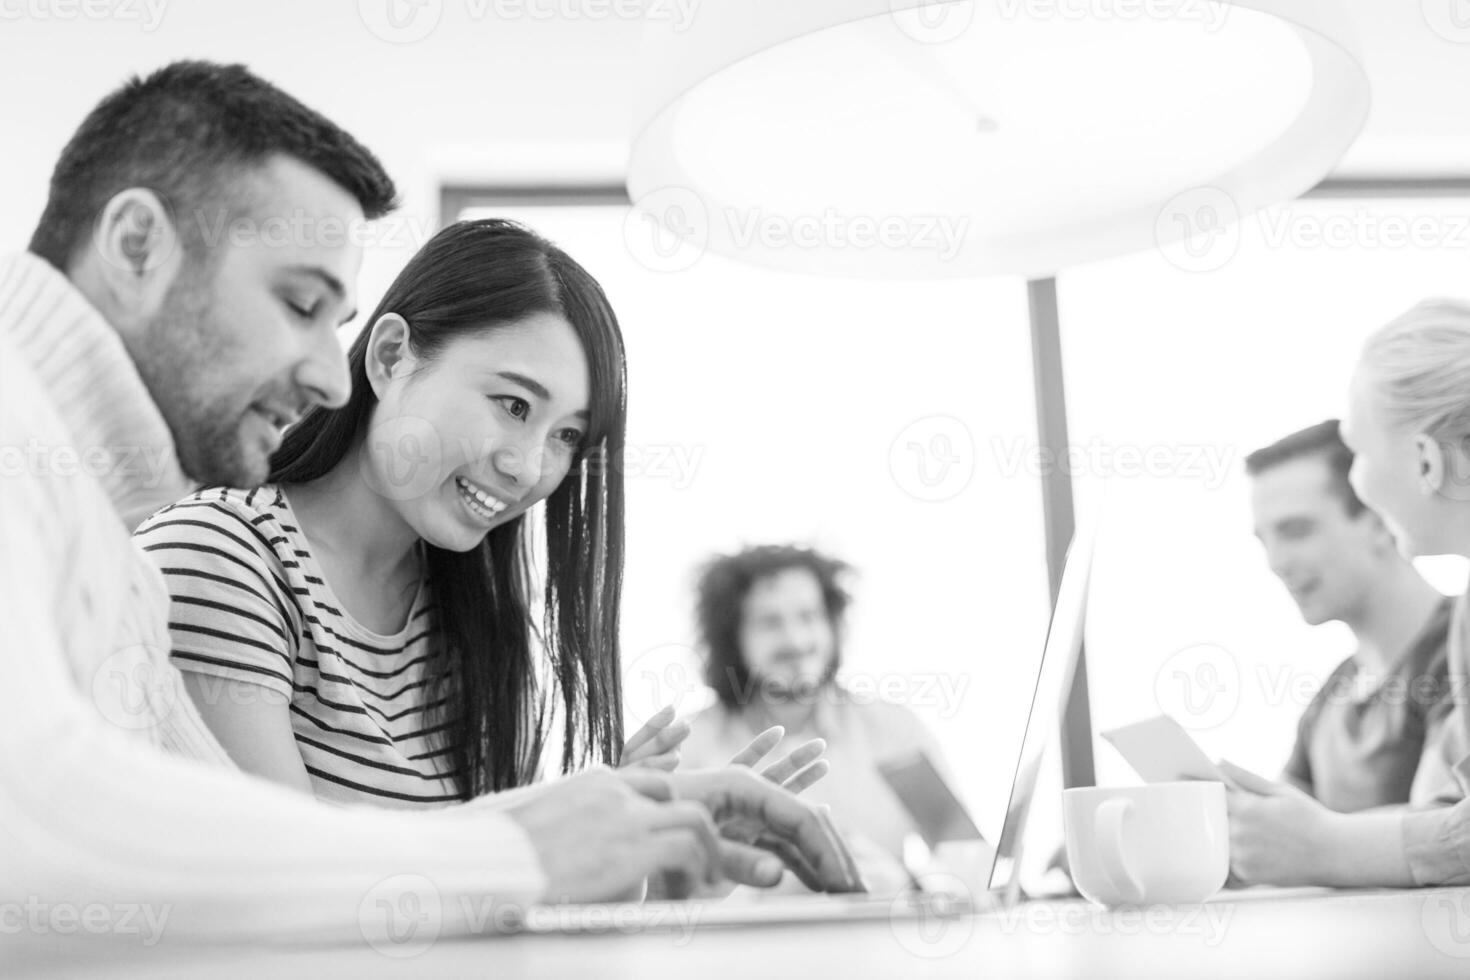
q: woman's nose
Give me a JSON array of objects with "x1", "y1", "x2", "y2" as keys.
[{"x1": 492, "y1": 441, "x2": 546, "y2": 487}]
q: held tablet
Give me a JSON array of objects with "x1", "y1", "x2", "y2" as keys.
[
  {"x1": 1101, "y1": 714, "x2": 1224, "y2": 783},
  {"x1": 877, "y1": 751, "x2": 984, "y2": 847}
]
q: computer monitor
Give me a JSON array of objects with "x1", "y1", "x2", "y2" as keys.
[{"x1": 987, "y1": 519, "x2": 1096, "y2": 903}]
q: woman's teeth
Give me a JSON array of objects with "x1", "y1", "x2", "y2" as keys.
[{"x1": 455, "y1": 477, "x2": 508, "y2": 521}]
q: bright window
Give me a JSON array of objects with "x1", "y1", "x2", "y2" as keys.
[
  {"x1": 456, "y1": 199, "x2": 1051, "y2": 840},
  {"x1": 1059, "y1": 194, "x2": 1470, "y2": 783}
]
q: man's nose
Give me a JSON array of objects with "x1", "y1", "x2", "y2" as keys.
[
  {"x1": 294, "y1": 327, "x2": 351, "y2": 410},
  {"x1": 779, "y1": 622, "x2": 815, "y2": 652},
  {"x1": 1265, "y1": 545, "x2": 1296, "y2": 581}
]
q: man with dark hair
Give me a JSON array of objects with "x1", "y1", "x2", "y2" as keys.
[
  {"x1": 1247, "y1": 419, "x2": 1453, "y2": 811},
  {"x1": 682, "y1": 545, "x2": 959, "y2": 888},
  {"x1": 28, "y1": 60, "x2": 395, "y2": 502},
  {"x1": 1, "y1": 61, "x2": 856, "y2": 953},
  {"x1": 28, "y1": 61, "x2": 399, "y2": 272}
]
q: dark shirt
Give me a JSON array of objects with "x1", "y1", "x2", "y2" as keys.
[{"x1": 1282, "y1": 597, "x2": 1455, "y2": 813}]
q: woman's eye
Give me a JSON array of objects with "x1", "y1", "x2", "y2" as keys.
[
  {"x1": 495, "y1": 396, "x2": 531, "y2": 420},
  {"x1": 556, "y1": 428, "x2": 586, "y2": 449},
  {"x1": 285, "y1": 300, "x2": 317, "y2": 320}
]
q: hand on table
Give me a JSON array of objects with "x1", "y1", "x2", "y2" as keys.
[
  {"x1": 623, "y1": 766, "x2": 866, "y2": 895},
  {"x1": 1220, "y1": 760, "x2": 1340, "y2": 887},
  {"x1": 640, "y1": 725, "x2": 835, "y2": 900},
  {"x1": 506, "y1": 762, "x2": 863, "y2": 904},
  {"x1": 506, "y1": 767, "x2": 724, "y2": 903}
]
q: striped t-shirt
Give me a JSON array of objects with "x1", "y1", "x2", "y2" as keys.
[{"x1": 135, "y1": 486, "x2": 466, "y2": 808}]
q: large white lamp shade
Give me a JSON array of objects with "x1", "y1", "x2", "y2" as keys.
[{"x1": 626, "y1": 0, "x2": 1370, "y2": 279}]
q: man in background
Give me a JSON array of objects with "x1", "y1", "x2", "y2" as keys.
[
  {"x1": 681, "y1": 545, "x2": 966, "y2": 891},
  {"x1": 1247, "y1": 419, "x2": 1453, "y2": 811}
]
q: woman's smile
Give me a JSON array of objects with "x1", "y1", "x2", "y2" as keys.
[{"x1": 454, "y1": 474, "x2": 511, "y2": 523}]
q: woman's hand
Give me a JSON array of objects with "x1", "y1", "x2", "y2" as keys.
[
  {"x1": 711, "y1": 727, "x2": 831, "y2": 856},
  {"x1": 730, "y1": 726, "x2": 829, "y2": 796},
  {"x1": 619, "y1": 704, "x2": 692, "y2": 771},
  {"x1": 625, "y1": 767, "x2": 865, "y2": 895},
  {"x1": 641, "y1": 729, "x2": 838, "y2": 901},
  {"x1": 1220, "y1": 760, "x2": 1342, "y2": 886}
]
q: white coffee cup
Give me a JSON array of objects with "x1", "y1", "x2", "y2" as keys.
[{"x1": 1062, "y1": 782, "x2": 1228, "y2": 907}]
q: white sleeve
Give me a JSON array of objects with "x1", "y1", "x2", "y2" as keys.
[{"x1": 0, "y1": 372, "x2": 544, "y2": 948}]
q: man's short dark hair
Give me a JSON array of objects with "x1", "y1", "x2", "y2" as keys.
[
  {"x1": 1244, "y1": 419, "x2": 1365, "y2": 516},
  {"x1": 29, "y1": 60, "x2": 397, "y2": 270},
  {"x1": 694, "y1": 545, "x2": 852, "y2": 708}
]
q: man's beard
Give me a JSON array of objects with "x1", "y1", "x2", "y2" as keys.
[
  {"x1": 757, "y1": 653, "x2": 838, "y2": 703},
  {"x1": 129, "y1": 271, "x2": 266, "y2": 489}
]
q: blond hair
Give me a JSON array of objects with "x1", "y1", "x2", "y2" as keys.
[{"x1": 1359, "y1": 299, "x2": 1470, "y2": 441}]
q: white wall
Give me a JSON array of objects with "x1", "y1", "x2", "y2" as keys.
[
  {"x1": 0, "y1": 1, "x2": 645, "y2": 306},
  {"x1": 5, "y1": 0, "x2": 1467, "y2": 254}
]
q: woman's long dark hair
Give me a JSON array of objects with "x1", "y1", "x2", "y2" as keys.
[{"x1": 270, "y1": 218, "x2": 626, "y2": 795}]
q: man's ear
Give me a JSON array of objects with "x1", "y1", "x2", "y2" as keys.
[
  {"x1": 87, "y1": 188, "x2": 184, "y2": 325},
  {"x1": 364, "y1": 314, "x2": 416, "y2": 398},
  {"x1": 1415, "y1": 433, "x2": 1447, "y2": 496}
]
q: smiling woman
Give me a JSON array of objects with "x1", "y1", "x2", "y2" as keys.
[{"x1": 132, "y1": 219, "x2": 631, "y2": 805}]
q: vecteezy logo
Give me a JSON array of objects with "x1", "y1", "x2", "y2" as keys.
[
  {"x1": 1432, "y1": 433, "x2": 1470, "y2": 503},
  {"x1": 1422, "y1": 0, "x2": 1470, "y2": 43},
  {"x1": 1153, "y1": 642, "x2": 1240, "y2": 730},
  {"x1": 358, "y1": 0, "x2": 444, "y2": 44},
  {"x1": 359, "y1": 415, "x2": 445, "y2": 502},
  {"x1": 359, "y1": 874, "x2": 442, "y2": 958},
  {"x1": 91, "y1": 194, "x2": 179, "y2": 275},
  {"x1": 1154, "y1": 186, "x2": 1241, "y2": 273},
  {"x1": 889, "y1": 415, "x2": 975, "y2": 503},
  {"x1": 889, "y1": 872, "x2": 975, "y2": 959},
  {"x1": 1423, "y1": 892, "x2": 1470, "y2": 958},
  {"x1": 623, "y1": 186, "x2": 710, "y2": 273},
  {"x1": 889, "y1": 0, "x2": 974, "y2": 44},
  {"x1": 621, "y1": 643, "x2": 704, "y2": 728},
  {"x1": 91, "y1": 645, "x2": 180, "y2": 732}
]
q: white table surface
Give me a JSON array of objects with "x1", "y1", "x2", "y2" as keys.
[{"x1": 12, "y1": 885, "x2": 1470, "y2": 979}]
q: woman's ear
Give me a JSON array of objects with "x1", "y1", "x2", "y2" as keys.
[
  {"x1": 1415, "y1": 433, "x2": 1447, "y2": 496},
  {"x1": 364, "y1": 314, "x2": 415, "y2": 398}
]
